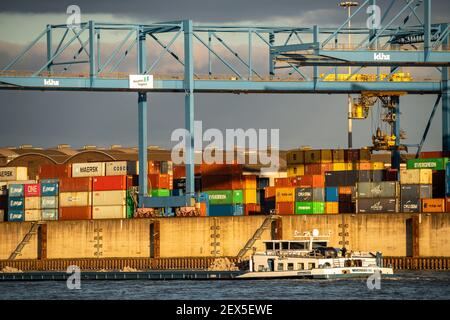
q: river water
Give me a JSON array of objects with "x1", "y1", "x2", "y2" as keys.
[{"x1": 0, "y1": 271, "x2": 449, "y2": 300}]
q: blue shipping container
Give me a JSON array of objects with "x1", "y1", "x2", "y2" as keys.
[
  {"x1": 208, "y1": 204, "x2": 243, "y2": 216},
  {"x1": 8, "y1": 197, "x2": 24, "y2": 210},
  {"x1": 171, "y1": 189, "x2": 184, "y2": 196},
  {"x1": 8, "y1": 184, "x2": 24, "y2": 197},
  {"x1": 325, "y1": 187, "x2": 339, "y2": 202},
  {"x1": 195, "y1": 192, "x2": 209, "y2": 204},
  {"x1": 8, "y1": 210, "x2": 24, "y2": 222},
  {"x1": 41, "y1": 182, "x2": 59, "y2": 197}
]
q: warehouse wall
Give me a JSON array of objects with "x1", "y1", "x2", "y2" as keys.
[{"x1": 1, "y1": 213, "x2": 450, "y2": 260}]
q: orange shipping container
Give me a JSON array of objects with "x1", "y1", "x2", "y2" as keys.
[
  {"x1": 422, "y1": 199, "x2": 445, "y2": 213},
  {"x1": 357, "y1": 162, "x2": 372, "y2": 170},
  {"x1": 59, "y1": 177, "x2": 92, "y2": 192},
  {"x1": 305, "y1": 163, "x2": 332, "y2": 175},
  {"x1": 200, "y1": 163, "x2": 243, "y2": 175},
  {"x1": 59, "y1": 206, "x2": 92, "y2": 220},
  {"x1": 242, "y1": 175, "x2": 257, "y2": 189},
  {"x1": 325, "y1": 202, "x2": 339, "y2": 214},
  {"x1": 338, "y1": 186, "x2": 353, "y2": 195},
  {"x1": 264, "y1": 186, "x2": 276, "y2": 199},
  {"x1": 244, "y1": 203, "x2": 261, "y2": 216},
  {"x1": 148, "y1": 174, "x2": 172, "y2": 189},
  {"x1": 276, "y1": 202, "x2": 294, "y2": 215},
  {"x1": 201, "y1": 174, "x2": 243, "y2": 190}
]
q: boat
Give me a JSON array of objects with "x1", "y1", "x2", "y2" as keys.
[{"x1": 238, "y1": 229, "x2": 394, "y2": 279}]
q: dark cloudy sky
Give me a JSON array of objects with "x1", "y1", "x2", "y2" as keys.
[{"x1": 0, "y1": 0, "x2": 448, "y2": 151}]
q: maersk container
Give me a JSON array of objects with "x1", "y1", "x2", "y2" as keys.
[
  {"x1": 72, "y1": 162, "x2": 106, "y2": 177},
  {"x1": 8, "y1": 197, "x2": 24, "y2": 210},
  {"x1": 357, "y1": 182, "x2": 399, "y2": 198},
  {"x1": 407, "y1": 158, "x2": 448, "y2": 170},
  {"x1": 0, "y1": 167, "x2": 28, "y2": 181},
  {"x1": 42, "y1": 209, "x2": 58, "y2": 221},
  {"x1": 205, "y1": 190, "x2": 243, "y2": 205},
  {"x1": 8, "y1": 184, "x2": 24, "y2": 197},
  {"x1": 208, "y1": 204, "x2": 243, "y2": 216},
  {"x1": 8, "y1": 210, "x2": 24, "y2": 222},
  {"x1": 41, "y1": 196, "x2": 58, "y2": 209},
  {"x1": 40, "y1": 182, "x2": 59, "y2": 197},
  {"x1": 325, "y1": 187, "x2": 339, "y2": 202}
]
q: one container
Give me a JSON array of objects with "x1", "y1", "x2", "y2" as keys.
[
  {"x1": 72, "y1": 162, "x2": 106, "y2": 177},
  {"x1": 304, "y1": 150, "x2": 321, "y2": 164},
  {"x1": 295, "y1": 202, "x2": 313, "y2": 214},
  {"x1": 92, "y1": 190, "x2": 126, "y2": 206},
  {"x1": 286, "y1": 150, "x2": 304, "y2": 164},
  {"x1": 401, "y1": 185, "x2": 432, "y2": 199},
  {"x1": 400, "y1": 169, "x2": 433, "y2": 185},
  {"x1": 93, "y1": 175, "x2": 129, "y2": 191},
  {"x1": 0, "y1": 167, "x2": 28, "y2": 181},
  {"x1": 105, "y1": 161, "x2": 137, "y2": 176},
  {"x1": 276, "y1": 187, "x2": 296, "y2": 203},
  {"x1": 371, "y1": 162, "x2": 385, "y2": 170},
  {"x1": 39, "y1": 164, "x2": 71, "y2": 179},
  {"x1": 25, "y1": 197, "x2": 41, "y2": 209},
  {"x1": 242, "y1": 175, "x2": 257, "y2": 190},
  {"x1": 243, "y1": 189, "x2": 257, "y2": 204},
  {"x1": 400, "y1": 199, "x2": 420, "y2": 213},
  {"x1": 59, "y1": 177, "x2": 92, "y2": 192},
  {"x1": 8, "y1": 197, "x2": 24, "y2": 210},
  {"x1": 332, "y1": 150, "x2": 345, "y2": 162},
  {"x1": 407, "y1": 158, "x2": 448, "y2": 170},
  {"x1": 41, "y1": 209, "x2": 58, "y2": 221},
  {"x1": 205, "y1": 190, "x2": 243, "y2": 205},
  {"x1": 25, "y1": 209, "x2": 41, "y2": 221},
  {"x1": 150, "y1": 189, "x2": 171, "y2": 197},
  {"x1": 40, "y1": 182, "x2": 59, "y2": 197},
  {"x1": 287, "y1": 165, "x2": 304, "y2": 177},
  {"x1": 8, "y1": 210, "x2": 24, "y2": 222},
  {"x1": 357, "y1": 198, "x2": 398, "y2": 213},
  {"x1": 92, "y1": 205, "x2": 127, "y2": 219},
  {"x1": 59, "y1": 192, "x2": 92, "y2": 207},
  {"x1": 325, "y1": 202, "x2": 339, "y2": 214},
  {"x1": 8, "y1": 184, "x2": 24, "y2": 197},
  {"x1": 325, "y1": 187, "x2": 339, "y2": 202},
  {"x1": 276, "y1": 202, "x2": 294, "y2": 215},
  {"x1": 332, "y1": 163, "x2": 346, "y2": 171},
  {"x1": 295, "y1": 187, "x2": 313, "y2": 202},
  {"x1": 313, "y1": 188, "x2": 325, "y2": 202},
  {"x1": 320, "y1": 150, "x2": 333, "y2": 163},
  {"x1": 357, "y1": 182, "x2": 399, "y2": 198},
  {"x1": 264, "y1": 186, "x2": 277, "y2": 199},
  {"x1": 208, "y1": 204, "x2": 243, "y2": 216},
  {"x1": 422, "y1": 198, "x2": 445, "y2": 213},
  {"x1": 41, "y1": 196, "x2": 58, "y2": 209},
  {"x1": 59, "y1": 206, "x2": 92, "y2": 220},
  {"x1": 312, "y1": 202, "x2": 325, "y2": 214},
  {"x1": 24, "y1": 183, "x2": 41, "y2": 197},
  {"x1": 148, "y1": 174, "x2": 173, "y2": 190}
]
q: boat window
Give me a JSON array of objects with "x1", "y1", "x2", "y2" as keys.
[
  {"x1": 258, "y1": 265, "x2": 264, "y2": 272},
  {"x1": 312, "y1": 242, "x2": 328, "y2": 249},
  {"x1": 274, "y1": 243, "x2": 280, "y2": 250},
  {"x1": 287, "y1": 263, "x2": 294, "y2": 271},
  {"x1": 282, "y1": 242, "x2": 289, "y2": 250},
  {"x1": 297, "y1": 263, "x2": 304, "y2": 270},
  {"x1": 290, "y1": 242, "x2": 306, "y2": 250},
  {"x1": 277, "y1": 263, "x2": 284, "y2": 271},
  {"x1": 265, "y1": 242, "x2": 274, "y2": 250},
  {"x1": 308, "y1": 262, "x2": 315, "y2": 270}
]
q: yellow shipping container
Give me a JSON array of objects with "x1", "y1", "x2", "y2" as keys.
[
  {"x1": 92, "y1": 190, "x2": 127, "y2": 206},
  {"x1": 286, "y1": 150, "x2": 305, "y2": 164},
  {"x1": 243, "y1": 175, "x2": 257, "y2": 189},
  {"x1": 59, "y1": 192, "x2": 92, "y2": 207},
  {"x1": 332, "y1": 163, "x2": 347, "y2": 171},
  {"x1": 92, "y1": 205, "x2": 127, "y2": 219},
  {"x1": 400, "y1": 169, "x2": 432, "y2": 185},
  {"x1": 243, "y1": 189, "x2": 257, "y2": 204},
  {"x1": 25, "y1": 209, "x2": 41, "y2": 221},
  {"x1": 25, "y1": 197, "x2": 41, "y2": 210},
  {"x1": 332, "y1": 150, "x2": 345, "y2": 163},
  {"x1": 287, "y1": 165, "x2": 305, "y2": 177},
  {"x1": 371, "y1": 162, "x2": 385, "y2": 170},
  {"x1": 357, "y1": 162, "x2": 372, "y2": 170},
  {"x1": 276, "y1": 187, "x2": 296, "y2": 202},
  {"x1": 345, "y1": 163, "x2": 354, "y2": 170},
  {"x1": 320, "y1": 150, "x2": 333, "y2": 163},
  {"x1": 325, "y1": 202, "x2": 339, "y2": 214},
  {"x1": 304, "y1": 150, "x2": 321, "y2": 164}
]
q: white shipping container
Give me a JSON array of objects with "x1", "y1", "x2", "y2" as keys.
[
  {"x1": 92, "y1": 205, "x2": 126, "y2": 219},
  {"x1": 0, "y1": 167, "x2": 28, "y2": 181},
  {"x1": 59, "y1": 192, "x2": 92, "y2": 207},
  {"x1": 41, "y1": 196, "x2": 58, "y2": 209},
  {"x1": 41, "y1": 209, "x2": 58, "y2": 221},
  {"x1": 25, "y1": 209, "x2": 41, "y2": 221},
  {"x1": 92, "y1": 190, "x2": 126, "y2": 206},
  {"x1": 400, "y1": 169, "x2": 432, "y2": 185},
  {"x1": 72, "y1": 162, "x2": 105, "y2": 177},
  {"x1": 25, "y1": 197, "x2": 41, "y2": 209},
  {"x1": 0, "y1": 182, "x2": 7, "y2": 195},
  {"x1": 105, "y1": 161, "x2": 137, "y2": 176}
]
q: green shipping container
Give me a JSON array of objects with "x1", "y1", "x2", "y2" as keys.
[
  {"x1": 126, "y1": 190, "x2": 135, "y2": 219},
  {"x1": 205, "y1": 190, "x2": 243, "y2": 205},
  {"x1": 312, "y1": 202, "x2": 325, "y2": 214},
  {"x1": 407, "y1": 158, "x2": 448, "y2": 170},
  {"x1": 151, "y1": 189, "x2": 171, "y2": 197},
  {"x1": 295, "y1": 202, "x2": 313, "y2": 214}
]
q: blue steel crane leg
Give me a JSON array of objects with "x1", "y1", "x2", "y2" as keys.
[
  {"x1": 391, "y1": 95, "x2": 401, "y2": 173},
  {"x1": 89, "y1": 21, "x2": 96, "y2": 87},
  {"x1": 443, "y1": 27, "x2": 450, "y2": 152},
  {"x1": 184, "y1": 20, "x2": 195, "y2": 201},
  {"x1": 46, "y1": 25, "x2": 52, "y2": 74},
  {"x1": 138, "y1": 28, "x2": 148, "y2": 207}
]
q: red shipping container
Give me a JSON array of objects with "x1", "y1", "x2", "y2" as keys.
[
  {"x1": 274, "y1": 177, "x2": 297, "y2": 187},
  {"x1": 59, "y1": 206, "x2": 92, "y2": 220},
  {"x1": 265, "y1": 186, "x2": 276, "y2": 199},
  {"x1": 244, "y1": 203, "x2": 261, "y2": 215},
  {"x1": 24, "y1": 183, "x2": 41, "y2": 197},
  {"x1": 290, "y1": 175, "x2": 324, "y2": 188},
  {"x1": 148, "y1": 174, "x2": 172, "y2": 189},
  {"x1": 304, "y1": 164, "x2": 332, "y2": 175},
  {"x1": 173, "y1": 165, "x2": 202, "y2": 179},
  {"x1": 59, "y1": 177, "x2": 92, "y2": 192},
  {"x1": 92, "y1": 175, "x2": 136, "y2": 191},
  {"x1": 385, "y1": 169, "x2": 398, "y2": 181},
  {"x1": 201, "y1": 163, "x2": 243, "y2": 175},
  {"x1": 446, "y1": 198, "x2": 450, "y2": 212},
  {"x1": 39, "y1": 164, "x2": 72, "y2": 179},
  {"x1": 419, "y1": 151, "x2": 446, "y2": 159},
  {"x1": 201, "y1": 174, "x2": 243, "y2": 190},
  {"x1": 276, "y1": 202, "x2": 294, "y2": 215}
]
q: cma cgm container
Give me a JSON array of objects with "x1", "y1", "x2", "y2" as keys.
[
  {"x1": 356, "y1": 198, "x2": 398, "y2": 213},
  {"x1": 356, "y1": 182, "x2": 399, "y2": 198},
  {"x1": 72, "y1": 162, "x2": 106, "y2": 177},
  {"x1": 0, "y1": 167, "x2": 28, "y2": 181}
]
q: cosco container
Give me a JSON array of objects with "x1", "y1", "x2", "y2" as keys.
[
  {"x1": 208, "y1": 204, "x2": 244, "y2": 216},
  {"x1": 41, "y1": 209, "x2": 58, "y2": 221},
  {"x1": 72, "y1": 162, "x2": 105, "y2": 177},
  {"x1": 92, "y1": 205, "x2": 127, "y2": 219},
  {"x1": 59, "y1": 192, "x2": 92, "y2": 207},
  {"x1": 105, "y1": 161, "x2": 137, "y2": 176},
  {"x1": 357, "y1": 182, "x2": 399, "y2": 198},
  {"x1": 205, "y1": 190, "x2": 243, "y2": 205},
  {"x1": 356, "y1": 198, "x2": 398, "y2": 213},
  {"x1": 0, "y1": 167, "x2": 28, "y2": 181},
  {"x1": 401, "y1": 199, "x2": 420, "y2": 213},
  {"x1": 40, "y1": 182, "x2": 59, "y2": 196},
  {"x1": 8, "y1": 184, "x2": 24, "y2": 197},
  {"x1": 41, "y1": 196, "x2": 58, "y2": 209},
  {"x1": 407, "y1": 158, "x2": 448, "y2": 170}
]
